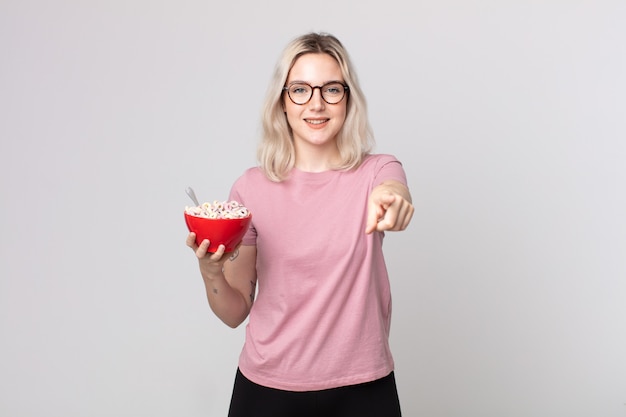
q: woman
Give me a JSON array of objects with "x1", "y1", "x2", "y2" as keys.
[{"x1": 187, "y1": 32, "x2": 414, "y2": 417}]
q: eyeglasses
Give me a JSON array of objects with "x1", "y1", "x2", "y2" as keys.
[{"x1": 283, "y1": 81, "x2": 349, "y2": 105}]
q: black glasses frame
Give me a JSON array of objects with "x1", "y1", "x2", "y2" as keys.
[{"x1": 282, "y1": 81, "x2": 349, "y2": 105}]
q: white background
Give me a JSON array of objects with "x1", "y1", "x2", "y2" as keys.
[{"x1": 1, "y1": 1, "x2": 625, "y2": 416}]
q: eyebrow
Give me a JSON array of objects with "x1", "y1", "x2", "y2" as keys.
[{"x1": 286, "y1": 79, "x2": 345, "y2": 86}]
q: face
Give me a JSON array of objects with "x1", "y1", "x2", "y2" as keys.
[{"x1": 283, "y1": 53, "x2": 347, "y2": 153}]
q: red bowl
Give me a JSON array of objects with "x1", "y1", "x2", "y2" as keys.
[{"x1": 184, "y1": 212, "x2": 252, "y2": 253}]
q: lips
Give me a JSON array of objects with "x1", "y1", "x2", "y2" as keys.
[{"x1": 305, "y1": 118, "x2": 329, "y2": 125}]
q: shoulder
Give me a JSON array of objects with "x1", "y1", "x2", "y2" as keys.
[
  {"x1": 359, "y1": 154, "x2": 407, "y2": 186},
  {"x1": 359, "y1": 154, "x2": 403, "y2": 171},
  {"x1": 230, "y1": 166, "x2": 278, "y2": 200}
]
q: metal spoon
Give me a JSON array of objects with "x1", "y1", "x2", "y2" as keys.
[{"x1": 185, "y1": 186, "x2": 200, "y2": 207}]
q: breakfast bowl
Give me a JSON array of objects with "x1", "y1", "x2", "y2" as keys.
[
  {"x1": 184, "y1": 199, "x2": 252, "y2": 253},
  {"x1": 184, "y1": 212, "x2": 252, "y2": 253}
]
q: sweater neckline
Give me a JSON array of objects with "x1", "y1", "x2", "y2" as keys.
[{"x1": 290, "y1": 167, "x2": 340, "y2": 183}]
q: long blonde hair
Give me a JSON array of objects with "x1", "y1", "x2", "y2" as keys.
[{"x1": 257, "y1": 32, "x2": 374, "y2": 182}]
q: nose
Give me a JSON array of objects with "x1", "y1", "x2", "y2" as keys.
[{"x1": 308, "y1": 87, "x2": 325, "y2": 110}]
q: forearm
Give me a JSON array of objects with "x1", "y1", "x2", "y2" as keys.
[
  {"x1": 376, "y1": 180, "x2": 412, "y2": 203},
  {"x1": 202, "y1": 270, "x2": 250, "y2": 328}
]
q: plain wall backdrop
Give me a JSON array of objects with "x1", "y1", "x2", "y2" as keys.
[{"x1": 1, "y1": 1, "x2": 625, "y2": 416}]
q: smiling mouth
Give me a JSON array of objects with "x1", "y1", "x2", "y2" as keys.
[{"x1": 305, "y1": 119, "x2": 329, "y2": 125}]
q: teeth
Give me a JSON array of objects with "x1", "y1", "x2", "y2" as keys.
[{"x1": 306, "y1": 119, "x2": 327, "y2": 125}]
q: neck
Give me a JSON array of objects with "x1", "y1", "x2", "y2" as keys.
[{"x1": 294, "y1": 142, "x2": 340, "y2": 172}]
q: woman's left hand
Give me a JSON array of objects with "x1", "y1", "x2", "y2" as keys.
[{"x1": 365, "y1": 181, "x2": 414, "y2": 234}]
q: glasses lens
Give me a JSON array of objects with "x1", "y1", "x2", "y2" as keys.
[
  {"x1": 288, "y1": 84, "x2": 312, "y2": 105},
  {"x1": 321, "y1": 82, "x2": 346, "y2": 104}
]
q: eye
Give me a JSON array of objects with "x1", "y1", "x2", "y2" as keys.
[
  {"x1": 324, "y1": 83, "x2": 344, "y2": 95},
  {"x1": 290, "y1": 84, "x2": 310, "y2": 95}
]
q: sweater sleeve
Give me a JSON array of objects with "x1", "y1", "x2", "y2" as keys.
[
  {"x1": 372, "y1": 154, "x2": 408, "y2": 188},
  {"x1": 228, "y1": 171, "x2": 258, "y2": 246}
]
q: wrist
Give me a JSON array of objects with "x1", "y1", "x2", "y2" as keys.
[{"x1": 200, "y1": 265, "x2": 226, "y2": 283}]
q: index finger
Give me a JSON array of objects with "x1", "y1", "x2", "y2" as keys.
[{"x1": 365, "y1": 201, "x2": 382, "y2": 234}]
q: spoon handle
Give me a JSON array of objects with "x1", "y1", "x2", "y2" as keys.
[{"x1": 185, "y1": 187, "x2": 200, "y2": 207}]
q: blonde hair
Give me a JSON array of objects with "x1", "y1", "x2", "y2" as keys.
[{"x1": 257, "y1": 32, "x2": 375, "y2": 182}]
